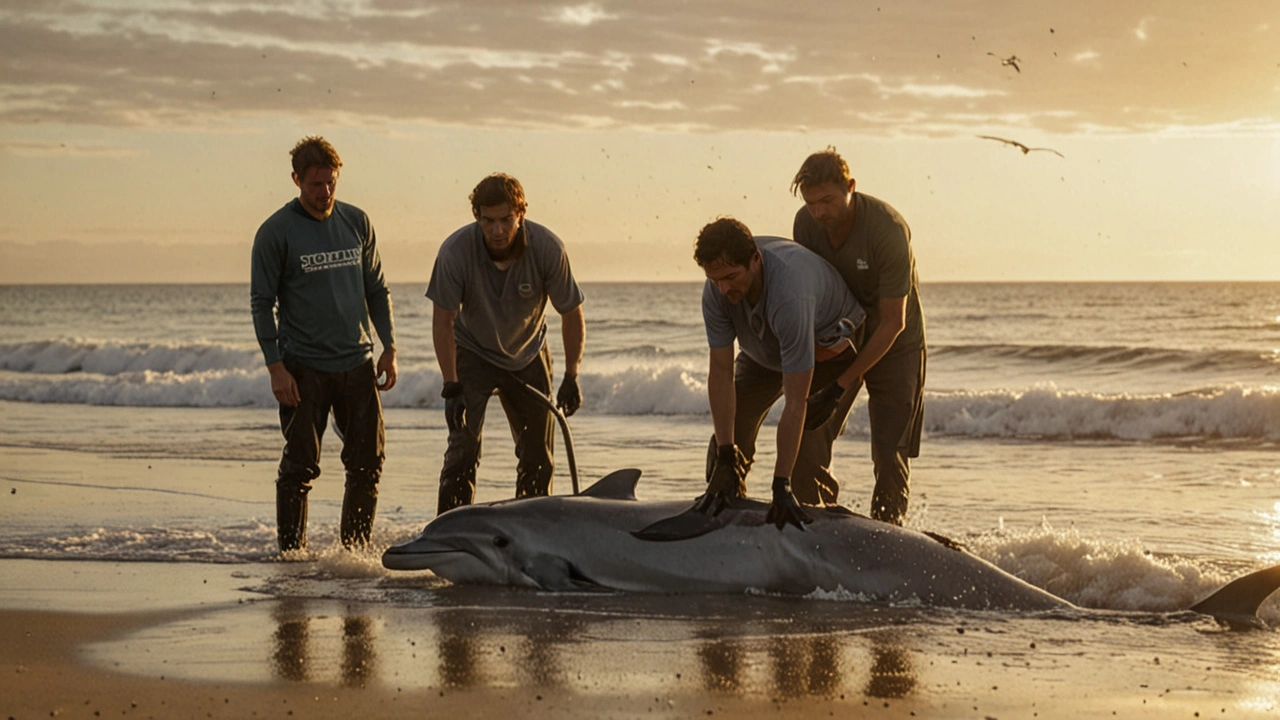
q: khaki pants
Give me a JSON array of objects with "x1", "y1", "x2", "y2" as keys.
[{"x1": 706, "y1": 348, "x2": 859, "y2": 506}]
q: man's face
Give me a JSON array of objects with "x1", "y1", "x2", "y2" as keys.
[
  {"x1": 476, "y1": 203, "x2": 524, "y2": 256},
  {"x1": 703, "y1": 252, "x2": 761, "y2": 305},
  {"x1": 293, "y1": 165, "x2": 339, "y2": 220},
  {"x1": 800, "y1": 179, "x2": 854, "y2": 231}
]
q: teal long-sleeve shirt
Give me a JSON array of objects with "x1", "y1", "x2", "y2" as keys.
[{"x1": 250, "y1": 198, "x2": 395, "y2": 373}]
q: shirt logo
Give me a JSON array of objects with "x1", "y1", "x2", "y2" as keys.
[
  {"x1": 299, "y1": 248, "x2": 361, "y2": 273},
  {"x1": 856, "y1": 258, "x2": 870, "y2": 271},
  {"x1": 518, "y1": 282, "x2": 535, "y2": 298}
]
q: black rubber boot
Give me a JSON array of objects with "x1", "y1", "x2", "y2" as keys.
[
  {"x1": 340, "y1": 476, "x2": 378, "y2": 550},
  {"x1": 277, "y1": 483, "x2": 309, "y2": 552}
]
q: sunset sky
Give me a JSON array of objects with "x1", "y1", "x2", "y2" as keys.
[{"x1": 2, "y1": 0, "x2": 1278, "y2": 283}]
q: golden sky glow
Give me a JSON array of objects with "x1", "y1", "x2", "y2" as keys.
[{"x1": 1, "y1": 1, "x2": 1278, "y2": 282}]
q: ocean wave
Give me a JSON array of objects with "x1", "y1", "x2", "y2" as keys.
[
  {"x1": 930, "y1": 342, "x2": 1280, "y2": 374},
  {"x1": 1, "y1": 361, "x2": 1277, "y2": 443},
  {"x1": 925, "y1": 384, "x2": 1280, "y2": 441},
  {"x1": 0, "y1": 339, "x2": 260, "y2": 375}
]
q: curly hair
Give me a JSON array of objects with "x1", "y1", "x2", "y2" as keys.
[
  {"x1": 290, "y1": 136, "x2": 342, "y2": 178},
  {"x1": 470, "y1": 173, "x2": 528, "y2": 217},
  {"x1": 693, "y1": 216, "x2": 756, "y2": 269}
]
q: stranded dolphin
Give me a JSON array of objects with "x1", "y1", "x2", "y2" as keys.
[{"x1": 382, "y1": 469, "x2": 1280, "y2": 624}]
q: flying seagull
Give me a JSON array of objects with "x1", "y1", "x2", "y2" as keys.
[
  {"x1": 977, "y1": 135, "x2": 1063, "y2": 158},
  {"x1": 987, "y1": 52, "x2": 1021, "y2": 73}
]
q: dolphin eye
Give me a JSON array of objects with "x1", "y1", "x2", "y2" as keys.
[{"x1": 493, "y1": 536, "x2": 509, "y2": 548}]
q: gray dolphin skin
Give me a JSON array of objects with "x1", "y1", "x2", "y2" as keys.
[{"x1": 383, "y1": 469, "x2": 1280, "y2": 624}]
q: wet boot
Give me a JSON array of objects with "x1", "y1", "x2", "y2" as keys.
[
  {"x1": 277, "y1": 483, "x2": 309, "y2": 552},
  {"x1": 436, "y1": 471, "x2": 476, "y2": 516},
  {"x1": 340, "y1": 478, "x2": 378, "y2": 550}
]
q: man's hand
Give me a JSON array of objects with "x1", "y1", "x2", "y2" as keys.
[
  {"x1": 805, "y1": 379, "x2": 861, "y2": 431},
  {"x1": 267, "y1": 362, "x2": 300, "y2": 408},
  {"x1": 695, "y1": 444, "x2": 748, "y2": 516},
  {"x1": 441, "y1": 380, "x2": 466, "y2": 433},
  {"x1": 376, "y1": 347, "x2": 398, "y2": 391},
  {"x1": 765, "y1": 475, "x2": 812, "y2": 531},
  {"x1": 556, "y1": 373, "x2": 582, "y2": 417}
]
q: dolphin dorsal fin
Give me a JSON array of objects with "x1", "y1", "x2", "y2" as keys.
[
  {"x1": 1190, "y1": 563, "x2": 1280, "y2": 628},
  {"x1": 580, "y1": 469, "x2": 642, "y2": 500}
]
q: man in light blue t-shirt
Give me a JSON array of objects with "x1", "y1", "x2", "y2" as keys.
[
  {"x1": 695, "y1": 217, "x2": 865, "y2": 529},
  {"x1": 427, "y1": 173, "x2": 585, "y2": 515}
]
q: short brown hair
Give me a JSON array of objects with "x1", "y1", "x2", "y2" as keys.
[
  {"x1": 790, "y1": 146, "x2": 849, "y2": 195},
  {"x1": 290, "y1": 136, "x2": 342, "y2": 178},
  {"x1": 470, "y1": 173, "x2": 528, "y2": 216},
  {"x1": 694, "y1": 216, "x2": 756, "y2": 269}
]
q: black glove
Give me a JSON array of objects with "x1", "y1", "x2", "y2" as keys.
[
  {"x1": 695, "y1": 444, "x2": 747, "y2": 516},
  {"x1": 556, "y1": 373, "x2": 582, "y2": 417},
  {"x1": 805, "y1": 379, "x2": 860, "y2": 431},
  {"x1": 441, "y1": 380, "x2": 466, "y2": 432},
  {"x1": 765, "y1": 475, "x2": 812, "y2": 531}
]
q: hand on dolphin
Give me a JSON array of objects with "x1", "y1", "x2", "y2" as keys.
[
  {"x1": 695, "y1": 443, "x2": 748, "y2": 516},
  {"x1": 441, "y1": 380, "x2": 466, "y2": 432},
  {"x1": 765, "y1": 475, "x2": 812, "y2": 531}
]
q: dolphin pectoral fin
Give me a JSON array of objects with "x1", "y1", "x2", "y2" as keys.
[
  {"x1": 1190, "y1": 563, "x2": 1280, "y2": 628},
  {"x1": 632, "y1": 505, "x2": 732, "y2": 542},
  {"x1": 922, "y1": 530, "x2": 968, "y2": 552},
  {"x1": 521, "y1": 554, "x2": 608, "y2": 592},
  {"x1": 580, "y1": 469, "x2": 642, "y2": 501}
]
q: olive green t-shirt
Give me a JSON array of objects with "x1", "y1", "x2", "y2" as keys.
[{"x1": 792, "y1": 192, "x2": 925, "y2": 353}]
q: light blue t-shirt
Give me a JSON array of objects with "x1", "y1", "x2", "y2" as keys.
[{"x1": 702, "y1": 236, "x2": 864, "y2": 374}]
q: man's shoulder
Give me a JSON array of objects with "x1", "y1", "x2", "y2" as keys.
[
  {"x1": 438, "y1": 223, "x2": 478, "y2": 252},
  {"x1": 856, "y1": 193, "x2": 907, "y2": 227},
  {"x1": 332, "y1": 200, "x2": 370, "y2": 224},
  {"x1": 522, "y1": 219, "x2": 566, "y2": 249}
]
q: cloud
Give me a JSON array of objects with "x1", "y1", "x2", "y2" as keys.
[
  {"x1": 1, "y1": 1, "x2": 1277, "y2": 137},
  {"x1": 542, "y1": 3, "x2": 618, "y2": 27}
]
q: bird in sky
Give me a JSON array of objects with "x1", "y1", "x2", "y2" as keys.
[
  {"x1": 987, "y1": 52, "x2": 1021, "y2": 72},
  {"x1": 977, "y1": 135, "x2": 1064, "y2": 158}
]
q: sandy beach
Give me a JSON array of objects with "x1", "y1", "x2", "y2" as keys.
[{"x1": 6, "y1": 586, "x2": 1276, "y2": 720}]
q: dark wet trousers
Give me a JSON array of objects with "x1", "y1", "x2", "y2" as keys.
[
  {"x1": 863, "y1": 346, "x2": 926, "y2": 525},
  {"x1": 275, "y1": 358, "x2": 385, "y2": 552},
  {"x1": 436, "y1": 345, "x2": 555, "y2": 515},
  {"x1": 706, "y1": 347, "x2": 859, "y2": 507}
]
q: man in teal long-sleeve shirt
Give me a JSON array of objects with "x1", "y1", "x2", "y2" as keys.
[{"x1": 250, "y1": 136, "x2": 398, "y2": 553}]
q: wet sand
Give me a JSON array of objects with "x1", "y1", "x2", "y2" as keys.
[{"x1": 4, "y1": 559, "x2": 1278, "y2": 720}]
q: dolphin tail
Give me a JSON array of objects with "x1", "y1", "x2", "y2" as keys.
[{"x1": 1190, "y1": 563, "x2": 1280, "y2": 628}]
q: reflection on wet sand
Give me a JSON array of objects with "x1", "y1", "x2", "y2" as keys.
[
  {"x1": 261, "y1": 590, "x2": 919, "y2": 699},
  {"x1": 270, "y1": 599, "x2": 378, "y2": 687}
]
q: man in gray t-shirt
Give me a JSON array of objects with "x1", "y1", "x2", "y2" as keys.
[
  {"x1": 426, "y1": 173, "x2": 585, "y2": 515},
  {"x1": 694, "y1": 217, "x2": 865, "y2": 530}
]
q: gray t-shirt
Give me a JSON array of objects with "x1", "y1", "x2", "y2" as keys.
[
  {"x1": 427, "y1": 219, "x2": 584, "y2": 371},
  {"x1": 702, "y1": 236, "x2": 865, "y2": 374},
  {"x1": 793, "y1": 192, "x2": 925, "y2": 353}
]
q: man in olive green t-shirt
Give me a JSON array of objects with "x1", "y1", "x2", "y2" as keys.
[{"x1": 790, "y1": 147, "x2": 926, "y2": 525}]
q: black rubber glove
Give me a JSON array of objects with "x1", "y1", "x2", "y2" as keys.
[
  {"x1": 765, "y1": 475, "x2": 812, "y2": 531},
  {"x1": 695, "y1": 444, "x2": 747, "y2": 516},
  {"x1": 441, "y1": 380, "x2": 466, "y2": 432},
  {"x1": 805, "y1": 379, "x2": 860, "y2": 431},
  {"x1": 556, "y1": 373, "x2": 582, "y2": 417}
]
